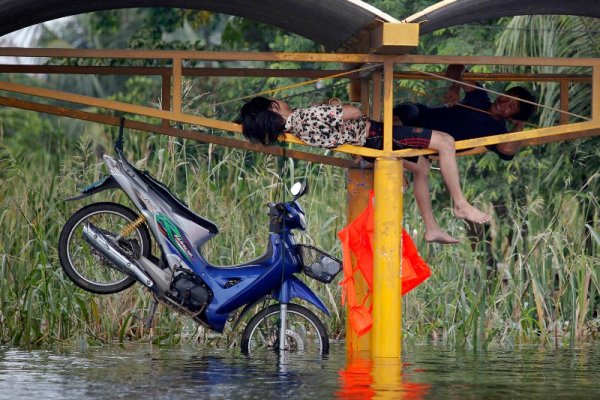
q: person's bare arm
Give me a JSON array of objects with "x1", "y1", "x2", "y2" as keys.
[
  {"x1": 341, "y1": 105, "x2": 363, "y2": 121},
  {"x1": 444, "y1": 64, "x2": 479, "y2": 105},
  {"x1": 496, "y1": 120, "x2": 524, "y2": 155}
]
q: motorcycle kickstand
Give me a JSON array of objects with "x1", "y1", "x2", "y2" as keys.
[{"x1": 145, "y1": 298, "x2": 159, "y2": 329}]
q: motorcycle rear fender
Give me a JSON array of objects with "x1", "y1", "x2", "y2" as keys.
[
  {"x1": 278, "y1": 276, "x2": 330, "y2": 317},
  {"x1": 64, "y1": 175, "x2": 120, "y2": 201}
]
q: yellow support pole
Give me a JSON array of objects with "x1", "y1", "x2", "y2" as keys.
[
  {"x1": 372, "y1": 59, "x2": 403, "y2": 359},
  {"x1": 372, "y1": 158, "x2": 403, "y2": 358},
  {"x1": 372, "y1": 358, "x2": 403, "y2": 399}
]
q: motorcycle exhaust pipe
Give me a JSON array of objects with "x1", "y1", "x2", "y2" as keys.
[{"x1": 82, "y1": 222, "x2": 155, "y2": 289}]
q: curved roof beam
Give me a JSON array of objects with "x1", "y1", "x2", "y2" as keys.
[
  {"x1": 403, "y1": 0, "x2": 600, "y2": 35},
  {"x1": 0, "y1": 0, "x2": 398, "y2": 50}
]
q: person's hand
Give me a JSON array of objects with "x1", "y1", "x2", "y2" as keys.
[
  {"x1": 447, "y1": 64, "x2": 466, "y2": 80},
  {"x1": 510, "y1": 119, "x2": 525, "y2": 131},
  {"x1": 443, "y1": 87, "x2": 461, "y2": 106}
]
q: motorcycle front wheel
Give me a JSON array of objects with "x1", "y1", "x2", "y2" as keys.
[
  {"x1": 241, "y1": 303, "x2": 329, "y2": 356},
  {"x1": 58, "y1": 202, "x2": 151, "y2": 294}
]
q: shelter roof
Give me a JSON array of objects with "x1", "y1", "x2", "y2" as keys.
[
  {"x1": 0, "y1": 0, "x2": 398, "y2": 50},
  {"x1": 403, "y1": 0, "x2": 600, "y2": 35}
]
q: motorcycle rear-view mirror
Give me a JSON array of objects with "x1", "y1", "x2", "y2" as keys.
[{"x1": 290, "y1": 181, "x2": 308, "y2": 200}]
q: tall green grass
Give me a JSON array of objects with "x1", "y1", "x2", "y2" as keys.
[{"x1": 0, "y1": 122, "x2": 598, "y2": 348}]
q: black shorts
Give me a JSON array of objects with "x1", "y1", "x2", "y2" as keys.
[{"x1": 363, "y1": 120, "x2": 432, "y2": 163}]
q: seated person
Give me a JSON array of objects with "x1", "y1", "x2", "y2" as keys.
[
  {"x1": 237, "y1": 97, "x2": 492, "y2": 241},
  {"x1": 393, "y1": 64, "x2": 536, "y2": 160}
]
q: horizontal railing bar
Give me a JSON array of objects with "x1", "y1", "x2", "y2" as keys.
[
  {"x1": 0, "y1": 95, "x2": 358, "y2": 169},
  {"x1": 1, "y1": 48, "x2": 599, "y2": 67},
  {"x1": 0, "y1": 64, "x2": 591, "y2": 83},
  {"x1": 394, "y1": 72, "x2": 591, "y2": 83},
  {"x1": 0, "y1": 65, "x2": 355, "y2": 78}
]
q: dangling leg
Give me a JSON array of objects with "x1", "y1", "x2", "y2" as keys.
[
  {"x1": 428, "y1": 130, "x2": 491, "y2": 224},
  {"x1": 404, "y1": 157, "x2": 459, "y2": 244}
]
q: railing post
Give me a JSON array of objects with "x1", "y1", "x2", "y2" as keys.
[
  {"x1": 593, "y1": 64, "x2": 600, "y2": 121},
  {"x1": 161, "y1": 73, "x2": 172, "y2": 128},
  {"x1": 559, "y1": 80, "x2": 569, "y2": 125},
  {"x1": 172, "y1": 58, "x2": 182, "y2": 115}
]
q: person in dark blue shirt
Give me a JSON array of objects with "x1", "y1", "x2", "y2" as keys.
[
  {"x1": 394, "y1": 64, "x2": 536, "y2": 161},
  {"x1": 389, "y1": 65, "x2": 536, "y2": 244}
]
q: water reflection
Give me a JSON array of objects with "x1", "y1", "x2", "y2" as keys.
[
  {"x1": 337, "y1": 355, "x2": 430, "y2": 399},
  {"x1": 1, "y1": 343, "x2": 599, "y2": 399}
]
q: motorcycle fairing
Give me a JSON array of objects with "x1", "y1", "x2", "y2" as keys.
[
  {"x1": 275, "y1": 276, "x2": 330, "y2": 317},
  {"x1": 156, "y1": 213, "x2": 195, "y2": 264},
  {"x1": 64, "y1": 175, "x2": 119, "y2": 201},
  {"x1": 202, "y1": 235, "x2": 301, "y2": 331}
]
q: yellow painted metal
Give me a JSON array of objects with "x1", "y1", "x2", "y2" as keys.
[
  {"x1": 0, "y1": 80, "x2": 388, "y2": 159},
  {"x1": 372, "y1": 158, "x2": 403, "y2": 358},
  {"x1": 390, "y1": 120, "x2": 600, "y2": 158},
  {"x1": 345, "y1": 168, "x2": 374, "y2": 355},
  {"x1": 393, "y1": 71, "x2": 591, "y2": 83},
  {"x1": 0, "y1": 95, "x2": 357, "y2": 168},
  {"x1": 371, "y1": 71, "x2": 383, "y2": 121},
  {"x1": 400, "y1": 54, "x2": 600, "y2": 67},
  {"x1": 361, "y1": 78, "x2": 371, "y2": 116},
  {"x1": 371, "y1": 59, "x2": 403, "y2": 359},
  {"x1": 0, "y1": 80, "x2": 240, "y2": 132},
  {"x1": 382, "y1": 61, "x2": 395, "y2": 153},
  {"x1": 1, "y1": 48, "x2": 599, "y2": 160},
  {"x1": 0, "y1": 63, "x2": 589, "y2": 83},
  {"x1": 560, "y1": 81, "x2": 570, "y2": 125},
  {"x1": 2, "y1": 47, "x2": 599, "y2": 67},
  {"x1": 0, "y1": 64, "x2": 365, "y2": 79},
  {"x1": 372, "y1": 358, "x2": 403, "y2": 398},
  {"x1": 172, "y1": 58, "x2": 182, "y2": 114},
  {"x1": 370, "y1": 23, "x2": 419, "y2": 54},
  {"x1": 0, "y1": 47, "x2": 387, "y2": 63},
  {"x1": 593, "y1": 66, "x2": 600, "y2": 121},
  {"x1": 161, "y1": 74, "x2": 171, "y2": 128}
]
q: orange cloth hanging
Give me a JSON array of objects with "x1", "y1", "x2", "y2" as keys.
[{"x1": 337, "y1": 191, "x2": 431, "y2": 336}]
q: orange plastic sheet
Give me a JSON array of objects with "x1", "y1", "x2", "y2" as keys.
[{"x1": 337, "y1": 191, "x2": 431, "y2": 336}]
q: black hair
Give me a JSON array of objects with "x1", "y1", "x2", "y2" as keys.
[
  {"x1": 505, "y1": 86, "x2": 536, "y2": 121},
  {"x1": 237, "y1": 97, "x2": 286, "y2": 145}
]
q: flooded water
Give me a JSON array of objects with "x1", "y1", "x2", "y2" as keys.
[{"x1": 1, "y1": 342, "x2": 599, "y2": 399}]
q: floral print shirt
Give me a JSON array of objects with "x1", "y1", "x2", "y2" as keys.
[{"x1": 284, "y1": 105, "x2": 369, "y2": 148}]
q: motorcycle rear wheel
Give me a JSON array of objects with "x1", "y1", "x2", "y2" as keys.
[
  {"x1": 241, "y1": 303, "x2": 329, "y2": 356},
  {"x1": 58, "y1": 202, "x2": 151, "y2": 294}
]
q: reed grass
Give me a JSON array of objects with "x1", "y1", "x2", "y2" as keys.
[{"x1": 0, "y1": 120, "x2": 598, "y2": 349}]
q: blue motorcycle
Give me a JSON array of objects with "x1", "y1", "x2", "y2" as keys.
[{"x1": 58, "y1": 119, "x2": 341, "y2": 355}]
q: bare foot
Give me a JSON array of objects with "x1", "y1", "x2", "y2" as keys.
[
  {"x1": 453, "y1": 202, "x2": 492, "y2": 224},
  {"x1": 425, "y1": 229, "x2": 460, "y2": 245}
]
